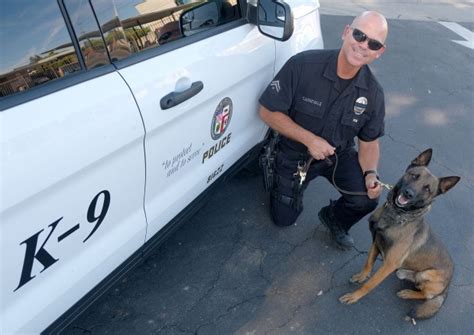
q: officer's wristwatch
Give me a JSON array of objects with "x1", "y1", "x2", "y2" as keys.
[{"x1": 363, "y1": 170, "x2": 379, "y2": 179}]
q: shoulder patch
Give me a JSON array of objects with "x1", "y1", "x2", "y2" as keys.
[{"x1": 270, "y1": 80, "x2": 281, "y2": 93}]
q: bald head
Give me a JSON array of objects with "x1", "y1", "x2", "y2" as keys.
[
  {"x1": 352, "y1": 11, "x2": 388, "y2": 44},
  {"x1": 338, "y1": 10, "x2": 388, "y2": 72}
]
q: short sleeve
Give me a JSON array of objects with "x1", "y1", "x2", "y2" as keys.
[
  {"x1": 358, "y1": 88, "x2": 385, "y2": 141},
  {"x1": 258, "y1": 55, "x2": 301, "y2": 114}
]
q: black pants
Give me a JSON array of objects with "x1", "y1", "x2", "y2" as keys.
[{"x1": 270, "y1": 147, "x2": 378, "y2": 230}]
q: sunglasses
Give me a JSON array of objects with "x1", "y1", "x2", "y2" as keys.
[{"x1": 351, "y1": 27, "x2": 385, "y2": 51}]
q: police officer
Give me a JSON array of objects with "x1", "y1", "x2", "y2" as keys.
[{"x1": 259, "y1": 11, "x2": 388, "y2": 250}]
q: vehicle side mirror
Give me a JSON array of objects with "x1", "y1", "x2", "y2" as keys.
[
  {"x1": 180, "y1": 2, "x2": 219, "y2": 37},
  {"x1": 257, "y1": 0, "x2": 293, "y2": 41}
]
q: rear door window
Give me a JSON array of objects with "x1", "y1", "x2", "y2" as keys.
[
  {"x1": 0, "y1": 1, "x2": 81, "y2": 98},
  {"x1": 64, "y1": 0, "x2": 110, "y2": 69},
  {"x1": 90, "y1": 0, "x2": 242, "y2": 61}
]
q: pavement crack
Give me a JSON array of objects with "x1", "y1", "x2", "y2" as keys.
[
  {"x1": 262, "y1": 250, "x2": 366, "y2": 335},
  {"x1": 239, "y1": 240, "x2": 273, "y2": 285},
  {"x1": 258, "y1": 248, "x2": 384, "y2": 334},
  {"x1": 263, "y1": 303, "x2": 303, "y2": 335},
  {"x1": 184, "y1": 220, "x2": 244, "y2": 316},
  {"x1": 430, "y1": 158, "x2": 474, "y2": 188},
  {"x1": 384, "y1": 133, "x2": 474, "y2": 188},
  {"x1": 351, "y1": 245, "x2": 369, "y2": 255},
  {"x1": 241, "y1": 233, "x2": 316, "y2": 286},
  {"x1": 455, "y1": 263, "x2": 474, "y2": 272},
  {"x1": 275, "y1": 309, "x2": 299, "y2": 331},
  {"x1": 446, "y1": 85, "x2": 472, "y2": 96},
  {"x1": 285, "y1": 234, "x2": 315, "y2": 255},
  {"x1": 452, "y1": 283, "x2": 474, "y2": 288},
  {"x1": 385, "y1": 133, "x2": 419, "y2": 152},
  {"x1": 329, "y1": 253, "x2": 363, "y2": 290},
  {"x1": 258, "y1": 250, "x2": 272, "y2": 285},
  {"x1": 194, "y1": 295, "x2": 266, "y2": 334},
  {"x1": 155, "y1": 324, "x2": 194, "y2": 334}
]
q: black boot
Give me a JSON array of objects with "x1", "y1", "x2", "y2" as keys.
[{"x1": 318, "y1": 200, "x2": 354, "y2": 250}]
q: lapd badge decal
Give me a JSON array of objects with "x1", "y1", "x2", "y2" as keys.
[
  {"x1": 354, "y1": 97, "x2": 368, "y2": 115},
  {"x1": 211, "y1": 97, "x2": 233, "y2": 140}
]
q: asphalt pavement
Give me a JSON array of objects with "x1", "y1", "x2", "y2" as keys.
[{"x1": 63, "y1": 2, "x2": 474, "y2": 335}]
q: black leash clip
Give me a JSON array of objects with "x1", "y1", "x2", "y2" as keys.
[{"x1": 376, "y1": 179, "x2": 393, "y2": 190}]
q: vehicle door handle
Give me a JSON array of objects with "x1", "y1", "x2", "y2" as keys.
[{"x1": 160, "y1": 81, "x2": 204, "y2": 110}]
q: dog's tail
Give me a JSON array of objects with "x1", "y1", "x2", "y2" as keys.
[{"x1": 408, "y1": 289, "x2": 448, "y2": 319}]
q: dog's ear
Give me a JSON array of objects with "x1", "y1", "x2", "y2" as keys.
[
  {"x1": 408, "y1": 148, "x2": 433, "y2": 169},
  {"x1": 437, "y1": 176, "x2": 461, "y2": 195}
]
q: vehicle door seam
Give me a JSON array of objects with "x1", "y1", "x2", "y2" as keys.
[{"x1": 115, "y1": 71, "x2": 149, "y2": 245}]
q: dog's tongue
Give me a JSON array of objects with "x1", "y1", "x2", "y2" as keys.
[{"x1": 397, "y1": 194, "x2": 409, "y2": 205}]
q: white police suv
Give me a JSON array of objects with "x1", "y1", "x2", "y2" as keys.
[{"x1": 0, "y1": 0, "x2": 323, "y2": 333}]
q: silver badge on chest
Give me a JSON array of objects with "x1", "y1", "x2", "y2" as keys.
[{"x1": 353, "y1": 97, "x2": 368, "y2": 115}]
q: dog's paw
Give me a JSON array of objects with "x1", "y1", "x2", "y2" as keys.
[
  {"x1": 339, "y1": 292, "x2": 360, "y2": 304},
  {"x1": 350, "y1": 272, "x2": 369, "y2": 283},
  {"x1": 397, "y1": 289, "x2": 414, "y2": 299}
]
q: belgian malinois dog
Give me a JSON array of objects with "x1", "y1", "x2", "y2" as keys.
[{"x1": 339, "y1": 149, "x2": 460, "y2": 319}]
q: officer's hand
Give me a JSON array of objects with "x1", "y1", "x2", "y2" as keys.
[
  {"x1": 308, "y1": 136, "x2": 335, "y2": 160},
  {"x1": 365, "y1": 174, "x2": 382, "y2": 199}
]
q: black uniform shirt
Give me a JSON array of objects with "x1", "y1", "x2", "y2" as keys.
[{"x1": 259, "y1": 49, "x2": 385, "y2": 153}]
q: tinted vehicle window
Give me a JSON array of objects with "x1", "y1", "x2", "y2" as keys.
[
  {"x1": 64, "y1": 0, "x2": 110, "y2": 69},
  {"x1": 91, "y1": 0, "x2": 241, "y2": 61},
  {"x1": 0, "y1": 1, "x2": 81, "y2": 98}
]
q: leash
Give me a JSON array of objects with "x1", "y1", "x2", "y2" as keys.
[{"x1": 295, "y1": 152, "x2": 393, "y2": 195}]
